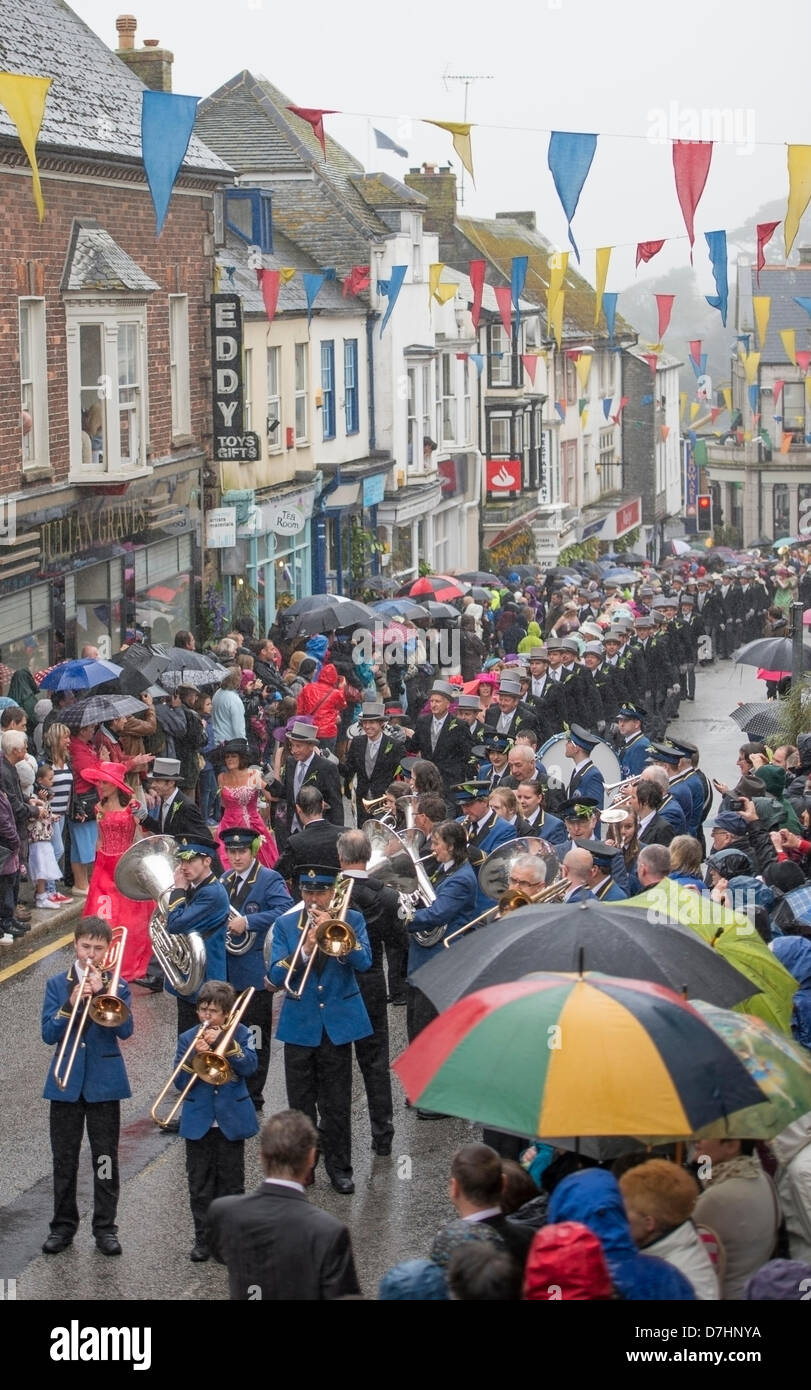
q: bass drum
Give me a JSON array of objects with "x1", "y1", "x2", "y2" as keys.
[{"x1": 539, "y1": 734, "x2": 622, "y2": 801}]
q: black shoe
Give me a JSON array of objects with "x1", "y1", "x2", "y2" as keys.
[
  {"x1": 417, "y1": 1108, "x2": 450, "y2": 1120},
  {"x1": 132, "y1": 975, "x2": 163, "y2": 992},
  {"x1": 329, "y1": 1172, "x2": 355, "y2": 1195},
  {"x1": 95, "y1": 1233, "x2": 122, "y2": 1256},
  {"x1": 158, "y1": 1117, "x2": 179, "y2": 1133},
  {"x1": 372, "y1": 1138, "x2": 393, "y2": 1156},
  {"x1": 7, "y1": 923, "x2": 27, "y2": 938},
  {"x1": 251, "y1": 1097, "x2": 264, "y2": 1112},
  {"x1": 190, "y1": 1243, "x2": 210, "y2": 1262},
  {"x1": 42, "y1": 1233, "x2": 73, "y2": 1254},
  {"x1": 388, "y1": 994, "x2": 407, "y2": 1006}
]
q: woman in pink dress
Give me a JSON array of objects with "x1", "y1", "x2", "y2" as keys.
[
  {"x1": 215, "y1": 738, "x2": 278, "y2": 868},
  {"x1": 81, "y1": 762, "x2": 155, "y2": 981}
]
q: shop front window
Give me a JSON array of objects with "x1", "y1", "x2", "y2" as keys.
[
  {"x1": 0, "y1": 583, "x2": 52, "y2": 689},
  {"x1": 133, "y1": 536, "x2": 192, "y2": 646},
  {"x1": 391, "y1": 523, "x2": 415, "y2": 577},
  {"x1": 75, "y1": 560, "x2": 124, "y2": 660}
]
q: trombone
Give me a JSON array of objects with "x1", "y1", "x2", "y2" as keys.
[
  {"x1": 284, "y1": 876, "x2": 357, "y2": 999},
  {"x1": 151, "y1": 986, "x2": 256, "y2": 1129},
  {"x1": 443, "y1": 877, "x2": 569, "y2": 947},
  {"x1": 54, "y1": 927, "x2": 130, "y2": 1091}
]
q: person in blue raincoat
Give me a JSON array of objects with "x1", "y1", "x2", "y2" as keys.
[{"x1": 771, "y1": 936, "x2": 811, "y2": 1051}]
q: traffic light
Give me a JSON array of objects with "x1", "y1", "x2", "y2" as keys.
[{"x1": 696, "y1": 494, "x2": 713, "y2": 532}]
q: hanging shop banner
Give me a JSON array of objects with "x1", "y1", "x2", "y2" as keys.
[{"x1": 211, "y1": 294, "x2": 261, "y2": 463}]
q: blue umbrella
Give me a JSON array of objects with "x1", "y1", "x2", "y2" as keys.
[{"x1": 40, "y1": 658, "x2": 123, "y2": 691}]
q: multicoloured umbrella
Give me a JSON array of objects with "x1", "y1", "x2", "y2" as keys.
[
  {"x1": 39, "y1": 658, "x2": 123, "y2": 691},
  {"x1": 393, "y1": 974, "x2": 765, "y2": 1138},
  {"x1": 689, "y1": 1001, "x2": 811, "y2": 1138},
  {"x1": 398, "y1": 574, "x2": 468, "y2": 602},
  {"x1": 627, "y1": 886, "x2": 796, "y2": 1033}
]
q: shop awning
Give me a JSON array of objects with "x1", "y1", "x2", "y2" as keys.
[{"x1": 488, "y1": 508, "x2": 542, "y2": 547}]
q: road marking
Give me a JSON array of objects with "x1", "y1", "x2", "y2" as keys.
[{"x1": 0, "y1": 932, "x2": 73, "y2": 983}]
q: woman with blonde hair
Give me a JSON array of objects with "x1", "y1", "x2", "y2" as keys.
[{"x1": 668, "y1": 834, "x2": 705, "y2": 891}]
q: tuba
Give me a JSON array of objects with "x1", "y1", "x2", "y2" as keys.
[{"x1": 115, "y1": 835, "x2": 207, "y2": 997}]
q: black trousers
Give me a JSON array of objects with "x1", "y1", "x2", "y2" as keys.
[
  {"x1": 355, "y1": 971, "x2": 393, "y2": 1143},
  {"x1": 406, "y1": 984, "x2": 438, "y2": 1044},
  {"x1": 284, "y1": 1036, "x2": 353, "y2": 1177},
  {"x1": 176, "y1": 995, "x2": 200, "y2": 1036},
  {"x1": 241, "y1": 987, "x2": 273, "y2": 1107},
  {"x1": 185, "y1": 1129, "x2": 245, "y2": 1243},
  {"x1": 49, "y1": 1098, "x2": 120, "y2": 1237},
  {"x1": 384, "y1": 933, "x2": 409, "y2": 999}
]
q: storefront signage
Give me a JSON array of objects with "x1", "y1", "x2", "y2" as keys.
[
  {"x1": 613, "y1": 497, "x2": 641, "y2": 537},
  {"x1": 486, "y1": 458, "x2": 521, "y2": 494},
  {"x1": 40, "y1": 498, "x2": 149, "y2": 564},
  {"x1": 362, "y1": 474, "x2": 386, "y2": 507},
  {"x1": 206, "y1": 507, "x2": 237, "y2": 548},
  {"x1": 437, "y1": 455, "x2": 469, "y2": 500},
  {"x1": 211, "y1": 294, "x2": 261, "y2": 463},
  {"x1": 267, "y1": 504, "x2": 305, "y2": 535}
]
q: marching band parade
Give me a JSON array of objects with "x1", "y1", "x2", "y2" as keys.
[{"x1": 4, "y1": 550, "x2": 811, "y2": 1312}]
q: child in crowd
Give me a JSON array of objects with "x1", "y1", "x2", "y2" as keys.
[{"x1": 29, "y1": 764, "x2": 70, "y2": 909}]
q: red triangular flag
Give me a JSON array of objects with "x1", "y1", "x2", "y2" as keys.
[
  {"x1": 643, "y1": 352, "x2": 659, "y2": 375},
  {"x1": 672, "y1": 141, "x2": 713, "y2": 262},
  {"x1": 469, "y1": 259, "x2": 486, "y2": 331},
  {"x1": 655, "y1": 293, "x2": 675, "y2": 340},
  {"x1": 773, "y1": 380, "x2": 784, "y2": 402},
  {"x1": 522, "y1": 355, "x2": 538, "y2": 384},
  {"x1": 610, "y1": 396, "x2": 630, "y2": 424},
  {"x1": 756, "y1": 220, "x2": 780, "y2": 283},
  {"x1": 689, "y1": 339, "x2": 702, "y2": 368},
  {"x1": 736, "y1": 428, "x2": 745, "y2": 443},
  {"x1": 636, "y1": 239, "x2": 665, "y2": 268},
  {"x1": 258, "y1": 268, "x2": 281, "y2": 325},
  {"x1": 343, "y1": 265, "x2": 370, "y2": 297},
  {"x1": 797, "y1": 350, "x2": 811, "y2": 374},
  {"x1": 660, "y1": 424, "x2": 670, "y2": 441},
  {"x1": 710, "y1": 407, "x2": 723, "y2": 423},
  {"x1": 494, "y1": 285, "x2": 513, "y2": 338},
  {"x1": 565, "y1": 348, "x2": 582, "y2": 360},
  {"x1": 286, "y1": 106, "x2": 338, "y2": 158}
]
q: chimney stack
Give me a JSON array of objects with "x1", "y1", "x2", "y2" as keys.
[
  {"x1": 797, "y1": 246, "x2": 811, "y2": 266},
  {"x1": 405, "y1": 163, "x2": 457, "y2": 247},
  {"x1": 115, "y1": 14, "x2": 174, "y2": 92},
  {"x1": 496, "y1": 211, "x2": 536, "y2": 232}
]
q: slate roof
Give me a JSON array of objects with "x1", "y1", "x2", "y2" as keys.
[
  {"x1": 0, "y1": 0, "x2": 228, "y2": 174},
  {"x1": 743, "y1": 265, "x2": 811, "y2": 364},
  {"x1": 61, "y1": 219, "x2": 159, "y2": 293},
  {"x1": 456, "y1": 216, "x2": 635, "y2": 342},
  {"x1": 350, "y1": 173, "x2": 427, "y2": 209},
  {"x1": 217, "y1": 229, "x2": 358, "y2": 317},
  {"x1": 197, "y1": 71, "x2": 392, "y2": 277}
]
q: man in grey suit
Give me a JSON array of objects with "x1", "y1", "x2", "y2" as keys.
[{"x1": 207, "y1": 1110, "x2": 361, "y2": 1300}]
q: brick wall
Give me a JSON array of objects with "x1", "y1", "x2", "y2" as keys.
[{"x1": 0, "y1": 163, "x2": 215, "y2": 493}]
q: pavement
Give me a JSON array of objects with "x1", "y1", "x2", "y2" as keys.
[{"x1": 0, "y1": 657, "x2": 763, "y2": 1300}]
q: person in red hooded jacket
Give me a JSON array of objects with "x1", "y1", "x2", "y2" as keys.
[
  {"x1": 295, "y1": 663, "x2": 347, "y2": 753},
  {"x1": 522, "y1": 1221, "x2": 615, "y2": 1300}
]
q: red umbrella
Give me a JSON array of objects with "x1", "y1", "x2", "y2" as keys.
[{"x1": 400, "y1": 575, "x2": 468, "y2": 602}]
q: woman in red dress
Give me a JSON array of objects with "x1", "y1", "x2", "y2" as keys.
[{"x1": 81, "y1": 762, "x2": 155, "y2": 981}]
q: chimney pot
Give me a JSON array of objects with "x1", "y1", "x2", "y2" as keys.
[
  {"x1": 115, "y1": 14, "x2": 137, "y2": 50},
  {"x1": 797, "y1": 246, "x2": 811, "y2": 265},
  {"x1": 143, "y1": 38, "x2": 160, "y2": 47}
]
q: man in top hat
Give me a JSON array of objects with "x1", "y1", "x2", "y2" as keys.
[
  {"x1": 164, "y1": 839, "x2": 231, "y2": 1039},
  {"x1": 524, "y1": 647, "x2": 565, "y2": 744},
  {"x1": 405, "y1": 680, "x2": 472, "y2": 800},
  {"x1": 676, "y1": 593, "x2": 702, "y2": 700},
  {"x1": 484, "y1": 675, "x2": 539, "y2": 742},
  {"x1": 474, "y1": 732, "x2": 515, "y2": 790},
  {"x1": 274, "y1": 787, "x2": 343, "y2": 891},
  {"x1": 143, "y1": 756, "x2": 224, "y2": 876},
  {"x1": 266, "y1": 865, "x2": 372, "y2": 1195},
  {"x1": 582, "y1": 640, "x2": 624, "y2": 732},
  {"x1": 455, "y1": 693, "x2": 487, "y2": 746},
  {"x1": 578, "y1": 839, "x2": 628, "y2": 901},
  {"x1": 265, "y1": 720, "x2": 344, "y2": 848},
  {"x1": 546, "y1": 639, "x2": 596, "y2": 729},
  {"x1": 617, "y1": 704, "x2": 652, "y2": 779},
  {"x1": 713, "y1": 569, "x2": 741, "y2": 658},
  {"x1": 564, "y1": 726, "x2": 605, "y2": 806},
  {"x1": 220, "y1": 827, "x2": 293, "y2": 1110},
  {"x1": 342, "y1": 702, "x2": 404, "y2": 825}
]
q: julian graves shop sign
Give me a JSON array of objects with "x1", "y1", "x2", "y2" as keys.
[{"x1": 211, "y1": 294, "x2": 261, "y2": 463}]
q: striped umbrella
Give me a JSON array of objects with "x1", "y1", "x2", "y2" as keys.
[
  {"x1": 393, "y1": 973, "x2": 765, "y2": 1139},
  {"x1": 398, "y1": 574, "x2": 468, "y2": 602}
]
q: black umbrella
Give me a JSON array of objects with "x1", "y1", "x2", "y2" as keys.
[
  {"x1": 62, "y1": 694, "x2": 148, "y2": 729},
  {"x1": 734, "y1": 637, "x2": 811, "y2": 673},
  {"x1": 151, "y1": 645, "x2": 225, "y2": 671},
  {"x1": 421, "y1": 600, "x2": 460, "y2": 622},
  {"x1": 411, "y1": 899, "x2": 756, "y2": 1013},
  {"x1": 112, "y1": 642, "x2": 169, "y2": 671},
  {"x1": 454, "y1": 571, "x2": 502, "y2": 586},
  {"x1": 282, "y1": 594, "x2": 375, "y2": 635}
]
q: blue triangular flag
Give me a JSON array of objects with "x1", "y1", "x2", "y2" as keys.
[
  {"x1": 705, "y1": 230, "x2": 728, "y2": 326},
  {"x1": 641, "y1": 393, "x2": 654, "y2": 405},
  {"x1": 378, "y1": 265, "x2": 407, "y2": 336},
  {"x1": 547, "y1": 131, "x2": 598, "y2": 262},
  {"x1": 469, "y1": 353, "x2": 484, "y2": 376},
  {"x1": 141, "y1": 90, "x2": 199, "y2": 236},
  {"x1": 302, "y1": 272, "x2": 326, "y2": 326},
  {"x1": 511, "y1": 255, "x2": 528, "y2": 346},
  {"x1": 602, "y1": 397, "x2": 612, "y2": 419},
  {"x1": 794, "y1": 297, "x2": 811, "y2": 319},
  {"x1": 554, "y1": 401, "x2": 566, "y2": 421},
  {"x1": 601, "y1": 291, "x2": 618, "y2": 340},
  {"x1": 748, "y1": 383, "x2": 759, "y2": 411},
  {"x1": 374, "y1": 127, "x2": 408, "y2": 158}
]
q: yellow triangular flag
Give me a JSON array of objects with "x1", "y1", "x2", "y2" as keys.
[
  {"x1": 679, "y1": 391, "x2": 687, "y2": 420},
  {"x1": 427, "y1": 121, "x2": 474, "y2": 182},
  {"x1": 594, "y1": 247, "x2": 612, "y2": 328},
  {"x1": 722, "y1": 387, "x2": 732, "y2": 412},
  {"x1": 805, "y1": 375, "x2": 811, "y2": 404},
  {"x1": 690, "y1": 402, "x2": 700, "y2": 422},
  {"x1": 433, "y1": 282, "x2": 459, "y2": 304},
  {"x1": 547, "y1": 251, "x2": 568, "y2": 316},
  {"x1": 743, "y1": 431, "x2": 752, "y2": 442},
  {"x1": 743, "y1": 350, "x2": 761, "y2": 385},
  {"x1": 213, "y1": 264, "x2": 223, "y2": 295},
  {"x1": 549, "y1": 291, "x2": 564, "y2": 349},
  {"x1": 752, "y1": 296, "x2": 771, "y2": 350},
  {"x1": 575, "y1": 354, "x2": 592, "y2": 391},
  {"x1": 279, "y1": 267, "x2": 297, "y2": 284},
  {"x1": 785, "y1": 145, "x2": 811, "y2": 258},
  {"x1": 780, "y1": 330, "x2": 797, "y2": 365},
  {"x1": 429, "y1": 263, "x2": 445, "y2": 302},
  {"x1": 0, "y1": 72, "x2": 52, "y2": 221}
]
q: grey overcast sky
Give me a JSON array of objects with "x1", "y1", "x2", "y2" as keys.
[{"x1": 70, "y1": 0, "x2": 811, "y2": 292}]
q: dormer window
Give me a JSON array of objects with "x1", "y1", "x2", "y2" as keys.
[{"x1": 225, "y1": 189, "x2": 274, "y2": 253}]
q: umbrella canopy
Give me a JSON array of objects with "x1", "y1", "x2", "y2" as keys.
[
  {"x1": 602, "y1": 569, "x2": 637, "y2": 586},
  {"x1": 728, "y1": 702, "x2": 791, "y2": 740},
  {"x1": 282, "y1": 594, "x2": 375, "y2": 634},
  {"x1": 411, "y1": 899, "x2": 757, "y2": 1013},
  {"x1": 773, "y1": 536, "x2": 799, "y2": 549},
  {"x1": 689, "y1": 1001, "x2": 811, "y2": 1139},
  {"x1": 735, "y1": 636, "x2": 811, "y2": 672},
  {"x1": 393, "y1": 973, "x2": 765, "y2": 1138},
  {"x1": 627, "y1": 886, "x2": 796, "y2": 1032},
  {"x1": 112, "y1": 642, "x2": 169, "y2": 670},
  {"x1": 370, "y1": 598, "x2": 430, "y2": 621},
  {"x1": 453, "y1": 571, "x2": 502, "y2": 586},
  {"x1": 151, "y1": 645, "x2": 225, "y2": 671},
  {"x1": 399, "y1": 574, "x2": 468, "y2": 602},
  {"x1": 469, "y1": 586, "x2": 494, "y2": 602},
  {"x1": 421, "y1": 600, "x2": 460, "y2": 622},
  {"x1": 39, "y1": 659, "x2": 122, "y2": 691},
  {"x1": 159, "y1": 666, "x2": 228, "y2": 690},
  {"x1": 359, "y1": 574, "x2": 399, "y2": 595},
  {"x1": 603, "y1": 552, "x2": 647, "y2": 566},
  {"x1": 62, "y1": 694, "x2": 148, "y2": 729}
]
